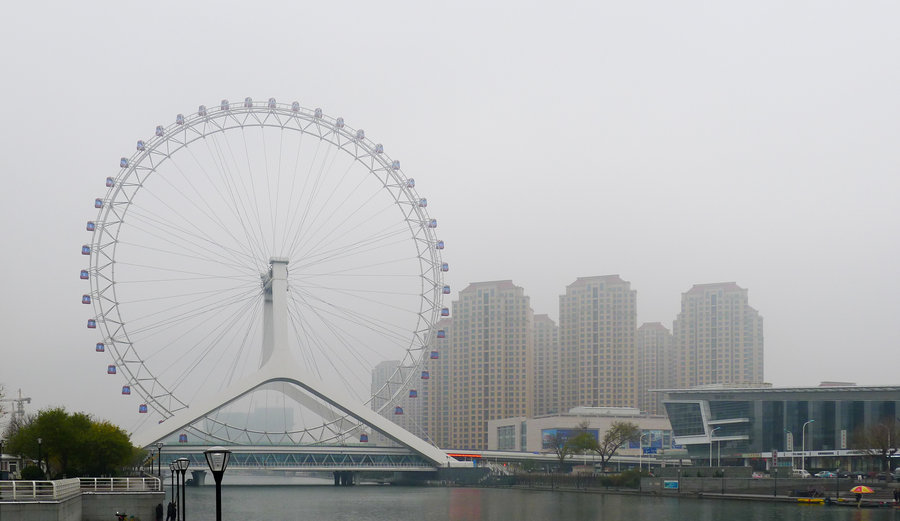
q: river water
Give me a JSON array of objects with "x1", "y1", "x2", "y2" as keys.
[{"x1": 170, "y1": 485, "x2": 899, "y2": 521}]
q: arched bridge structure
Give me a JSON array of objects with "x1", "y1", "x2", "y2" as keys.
[{"x1": 135, "y1": 260, "x2": 464, "y2": 471}]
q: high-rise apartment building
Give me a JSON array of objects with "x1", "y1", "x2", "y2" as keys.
[
  {"x1": 672, "y1": 282, "x2": 764, "y2": 388},
  {"x1": 532, "y1": 314, "x2": 560, "y2": 416},
  {"x1": 422, "y1": 281, "x2": 534, "y2": 450},
  {"x1": 559, "y1": 275, "x2": 637, "y2": 411},
  {"x1": 636, "y1": 322, "x2": 673, "y2": 415}
]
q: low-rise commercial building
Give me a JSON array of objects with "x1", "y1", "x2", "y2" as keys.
[
  {"x1": 487, "y1": 407, "x2": 673, "y2": 462},
  {"x1": 662, "y1": 384, "x2": 900, "y2": 472}
]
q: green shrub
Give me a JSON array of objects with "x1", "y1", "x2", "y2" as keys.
[{"x1": 20, "y1": 466, "x2": 44, "y2": 480}]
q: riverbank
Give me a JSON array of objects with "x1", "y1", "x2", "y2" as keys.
[{"x1": 483, "y1": 474, "x2": 899, "y2": 508}]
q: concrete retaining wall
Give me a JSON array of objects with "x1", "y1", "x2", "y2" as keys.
[
  {"x1": 0, "y1": 495, "x2": 82, "y2": 521},
  {"x1": 81, "y1": 492, "x2": 165, "y2": 521}
]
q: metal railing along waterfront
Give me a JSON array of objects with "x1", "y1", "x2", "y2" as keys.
[
  {"x1": 0, "y1": 478, "x2": 81, "y2": 501},
  {"x1": 80, "y1": 476, "x2": 161, "y2": 492}
]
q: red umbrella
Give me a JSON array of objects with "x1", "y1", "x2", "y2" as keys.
[{"x1": 850, "y1": 485, "x2": 874, "y2": 494}]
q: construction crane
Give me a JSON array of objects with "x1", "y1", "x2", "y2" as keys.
[{"x1": 0, "y1": 388, "x2": 32, "y2": 421}]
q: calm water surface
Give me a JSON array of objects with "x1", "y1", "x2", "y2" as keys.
[{"x1": 172, "y1": 485, "x2": 900, "y2": 521}]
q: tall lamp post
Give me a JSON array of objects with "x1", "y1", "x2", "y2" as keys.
[
  {"x1": 156, "y1": 442, "x2": 164, "y2": 480},
  {"x1": 169, "y1": 462, "x2": 176, "y2": 503},
  {"x1": 175, "y1": 457, "x2": 190, "y2": 521},
  {"x1": 37, "y1": 437, "x2": 43, "y2": 478},
  {"x1": 638, "y1": 432, "x2": 648, "y2": 473},
  {"x1": 801, "y1": 420, "x2": 815, "y2": 471},
  {"x1": 708, "y1": 427, "x2": 721, "y2": 468},
  {"x1": 204, "y1": 447, "x2": 232, "y2": 521}
]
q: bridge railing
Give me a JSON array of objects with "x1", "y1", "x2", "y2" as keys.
[
  {"x1": 228, "y1": 462, "x2": 433, "y2": 469},
  {"x1": 0, "y1": 478, "x2": 81, "y2": 501},
  {"x1": 80, "y1": 477, "x2": 161, "y2": 492}
]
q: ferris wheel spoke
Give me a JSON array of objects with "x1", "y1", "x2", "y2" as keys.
[
  {"x1": 123, "y1": 209, "x2": 259, "y2": 274},
  {"x1": 126, "y1": 284, "x2": 261, "y2": 340},
  {"x1": 166, "y1": 295, "x2": 263, "y2": 397},
  {"x1": 286, "y1": 296, "x2": 372, "y2": 401},
  {"x1": 293, "y1": 231, "x2": 414, "y2": 275},
  {"x1": 278, "y1": 135, "x2": 318, "y2": 252},
  {"x1": 290, "y1": 286, "x2": 415, "y2": 347},
  {"x1": 204, "y1": 132, "x2": 270, "y2": 261},
  {"x1": 151, "y1": 290, "x2": 261, "y2": 380},
  {"x1": 286, "y1": 304, "x2": 324, "y2": 380},
  {"x1": 275, "y1": 128, "x2": 309, "y2": 251},
  {"x1": 237, "y1": 126, "x2": 271, "y2": 256},
  {"x1": 181, "y1": 140, "x2": 267, "y2": 263},
  {"x1": 269, "y1": 128, "x2": 285, "y2": 254},
  {"x1": 155, "y1": 150, "x2": 267, "y2": 266},
  {"x1": 291, "y1": 193, "x2": 404, "y2": 265},
  {"x1": 284, "y1": 143, "x2": 339, "y2": 258},
  {"x1": 117, "y1": 239, "x2": 254, "y2": 276},
  {"x1": 114, "y1": 262, "x2": 256, "y2": 283},
  {"x1": 287, "y1": 153, "x2": 366, "y2": 257}
]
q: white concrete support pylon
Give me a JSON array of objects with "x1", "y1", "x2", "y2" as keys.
[
  {"x1": 134, "y1": 258, "x2": 463, "y2": 468},
  {"x1": 260, "y1": 257, "x2": 289, "y2": 369}
]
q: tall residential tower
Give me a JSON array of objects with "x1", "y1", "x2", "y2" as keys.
[
  {"x1": 532, "y1": 314, "x2": 560, "y2": 416},
  {"x1": 422, "y1": 281, "x2": 534, "y2": 449},
  {"x1": 559, "y1": 275, "x2": 637, "y2": 411},
  {"x1": 672, "y1": 282, "x2": 764, "y2": 388},
  {"x1": 636, "y1": 322, "x2": 673, "y2": 415}
]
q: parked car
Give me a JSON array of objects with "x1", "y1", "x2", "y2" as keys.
[{"x1": 814, "y1": 471, "x2": 837, "y2": 478}]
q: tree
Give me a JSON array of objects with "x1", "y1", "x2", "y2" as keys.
[
  {"x1": 589, "y1": 421, "x2": 641, "y2": 472},
  {"x1": 546, "y1": 431, "x2": 577, "y2": 472},
  {"x1": 6, "y1": 407, "x2": 136, "y2": 477},
  {"x1": 852, "y1": 418, "x2": 900, "y2": 472},
  {"x1": 568, "y1": 420, "x2": 599, "y2": 455},
  {"x1": 545, "y1": 422, "x2": 597, "y2": 473},
  {"x1": 77, "y1": 421, "x2": 134, "y2": 476}
]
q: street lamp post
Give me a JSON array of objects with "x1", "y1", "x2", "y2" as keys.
[
  {"x1": 204, "y1": 446, "x2": 232, "y2": 521},
  {"x1": 638, "y1": 433, "x2": 648, "y2": 473},
  {"x1": 801, "y1": 420, "x2": 815, "y2": 471},
  {"x1": 709, "y1": 427, "x2": 721, "y2": 468},
  {"x1": 37, "y1": 437, "x2": 43, "y2": 478},
  {"x1": 717, "y1": 438, "x2": 722, "y2": 467},
  {"x1": 156, "y1": 442, "x2": 164, "y2": 480},
  {"x1": 169, "y1": 462, "x2": 176, "y2": 503},
  {"x1": 175, "y1": 457, "x2": 190, "y2": 521}
]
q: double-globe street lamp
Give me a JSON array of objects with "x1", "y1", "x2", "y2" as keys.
[
  {"x1": 174, "y1": 457, "x2": 190, "y2": 521},
  {"x1": 801, "y1": 420, "x2": 815, "y2": 471},
  {"x1": 204, "y1": 447, "x2": 232, "y2": 521}
]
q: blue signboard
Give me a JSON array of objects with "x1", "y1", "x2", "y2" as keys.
[
  {"x1": 663, "y1": 480, "x2": 679, "y2": 490},
  {"x1": 642, "y1": 447, "x2": 658, "y2": 455},
  {"x1": 541, "y1": 429, "x2": 599, "y2": 449}
]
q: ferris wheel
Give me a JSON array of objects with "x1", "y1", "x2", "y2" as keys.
[{"x1": 81, "y1": 98, "x2": 449, "y2": 446}]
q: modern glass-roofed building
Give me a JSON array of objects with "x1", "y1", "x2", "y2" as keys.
[{"x1": 662, "y1": 384, "x2": 900, "y2": 471}]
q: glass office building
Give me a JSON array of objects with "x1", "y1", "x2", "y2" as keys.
[{"x1": 662, "y1": 385, "x2": 900, "y2": 471}]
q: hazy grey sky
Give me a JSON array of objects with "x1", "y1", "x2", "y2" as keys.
[{"x1": 1, "y1": 1, "x2": 898, "y2": 433}]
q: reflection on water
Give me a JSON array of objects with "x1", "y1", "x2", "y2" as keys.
[{"x1": 175, "y1": 485, "x2": 899, "y2": 521}]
